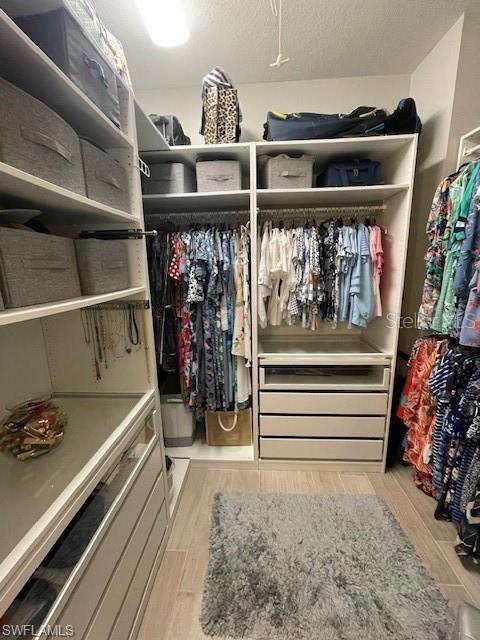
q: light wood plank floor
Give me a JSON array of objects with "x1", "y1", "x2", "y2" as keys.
[{"x1": 138, "y1": 465, "x2": 480, "y2": 640}]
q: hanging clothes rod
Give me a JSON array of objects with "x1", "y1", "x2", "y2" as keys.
[
  {"x1": 88, "y1": 300, "x2": 150, "y2": 311},
  {"x1": 257, "y1": 204, "x2": 386, "y2": 217},
  {"x1": 145, "y1": 209, "x2": 250, "y2": 227},
  {"x1": 80, "y1": 229, "x2": 158, "y2": 239}
]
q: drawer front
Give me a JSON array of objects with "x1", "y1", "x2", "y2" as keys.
[
  {"x1": 260, "y1": 437, "x2": 384, "y2": 461},
  {"x1": 84, "y1": 480, "x2": 166, "y2": 640},
  {"x1": 259, "y1": 392, "x2": 388, "y2": 415},
  {"x1": 259, "y1": 415, "x2": 386, "y2": 438},
  {"x1": 109, "y1": 503, "x2": 168, "y2": 640},
  {"x1": 56, "y1": 451, "x2": 163, "y2": 636},
  {"x1": 259, "y1": 364, "x2": 390, "y2": 391}
]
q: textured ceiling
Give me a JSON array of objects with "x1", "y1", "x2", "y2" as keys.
[{"x1": 91, "y1": 0, "x2": 466, "y2": 90}]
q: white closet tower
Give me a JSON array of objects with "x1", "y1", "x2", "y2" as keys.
[
  {"x1": 0, "y1": 6, "x2": 171, "y2": 638},
  {"x1": 141, "y1": 136, "x2": 418, "y2": 473}
]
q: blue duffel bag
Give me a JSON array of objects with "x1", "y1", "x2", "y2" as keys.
[
  {"x1": 318, "y1": 158, "x2": 383, "y2": 187},
  {"x1": 263, "y1": 98, "x2": 421, "y2": 141}
]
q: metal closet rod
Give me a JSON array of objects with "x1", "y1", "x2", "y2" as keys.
[
  {"x1": 257, "y1": 204, "x2": 386, "y2": 217},
  {"x1": 88, "y1": 300, "x2": 150, "y2": 311},
  {"x1": 145, "y1": 209, "x2": 250, "y2": 224}
]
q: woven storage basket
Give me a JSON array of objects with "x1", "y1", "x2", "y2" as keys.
[
  {"x1": 196, "y1": 160, "x2": 241, "y2": 192},
  {"x1": 75, "y1": 239, "x2": 129, "y2": 295},
  {"x1": 0, "y1": 77, "x2": 86, "y2": 195},
  {"x1": 80, "y1": 140, "x2": 130, "y2": 211},
  {"x1": 142, "y1": 162, "x2": 196, "y2": 195},
  {"x1": 205, "y1": 408, "x2": 252, "y2": 446},
  {"x1": 0, "y1": 228, "x2": 81, "y2": 308}
]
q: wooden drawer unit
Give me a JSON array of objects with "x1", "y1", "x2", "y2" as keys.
[
  {"x1": 84, "y1": 480, "x2": 167, "y2": 640},
  {"x1": 260, "y1": 437, "x2": 384, "y2": 461},
  {"x1": 259, "y1": 415, "x2": 386, "y2": 438},
  {"x1": 55, "y1": 448, "x2": 163, "y2": 637},
  {"x1": 259, "y1": 392, "x2": 389, "y2": 415},
  {"x1": 259, "y1": 364, "x2": 390, "y2": 391},
  {"x1": 109, "y1": 503, "x2": 169, "y2": 640}
]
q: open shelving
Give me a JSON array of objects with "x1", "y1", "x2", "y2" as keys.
[
  {"x1": 134, "y1": 99, "x2": 169, "y2": 153},
  {"x1": 0, "y1": 7, "x2": 133, "y2": 150},
  {"x1": 143, "y1": 189, "x2": 250, "y2": 212},
  {"x1": 0, "y1": 162, "x2": 138, "y2": 224},
  {"x1": 256, "y1": 184, "x2": 409, "y2": 207},
  {"x1": 0, "y1": 286, "x2": 146, "y2": 327},
  {"x1": 0, "y1": 391, "x2": 155, "y2": 612}
]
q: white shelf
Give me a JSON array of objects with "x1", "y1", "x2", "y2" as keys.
[
  {"x1": 0, "y1": 8, "x2": 132, "y2": 150},
  {"x1": 0, "y1": 286, "x2": 145, "y2": 327},
  {"x1": 134, "y1": 99, "x2": 169, "y2": 153},
  {"x1": 258, "y1": 336, "x2": 392, "y2": 365},
  {"x1": 166, "y1": 438, "x2": 254, "y2": 462},
  {"x1": 0, "y1": 391, "x2": 154, "y2": 603},
  {"x1": 256, "y1": 184, "x2": 409, "y2": 207},
  {"x1": 168, "y1": 458, "x2": 190, "y2": 517},
  {"x1": 143, "y1": 190, "x2": 251, "y2": 212},
  {"x1": 141, "y1": 143, "x2": 251, "y2": 168},
  {"x1": 0, "y1": 162, "x2": 138, "y2": 223},
  {"x1": 457, "y1": 125, "x2": 480, "y2": 165},
  {"x1": 256, "y1": 135, "x2": 416, "y2": 161}
]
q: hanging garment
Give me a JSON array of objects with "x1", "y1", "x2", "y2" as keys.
[
  {"x1": 370, "y1": 225, "x2": 384, "y2": 317},
  {"x1": 349, "y1": 223, "x2": 375, "y2": 329}
]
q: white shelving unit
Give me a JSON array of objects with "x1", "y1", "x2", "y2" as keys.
[
  {"x1": 0, "y1": 5, "x2": 171, "y2": 638},
  {"x1": 142, "y1": 134, "x2": 417, "y2": 473},
  {"x1": 457, "y1": 125, "x2": 480, "y2": 166}
]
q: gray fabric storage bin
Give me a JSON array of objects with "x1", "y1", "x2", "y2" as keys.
[
  {"x1": 80, "y1": 140, "x2": 130, "y2": 211},
  {"x1": 196, "y1": 160, "x2": 241, "y2": 192},
  {"x1": 0, "y1": 77, "x2": 86, "y2": 196},
  {"x1": 16, "y1": 8, "x2": 121, "y2": 128},
  {"x1": 142, "y1": 162, "x2": 196, "y2": 195},
  {"x1": 261, "y1": 154, "x2": 314, "y2": 189},
  {"x1": 0, "y1": 228, "x2": 81, "y2": 308},
  {"x1": 160, "y1": 395, "x2": 195, "y2": 447},
  {"x1": 75, "y1": 239, "x2": 129, "y2": 295}
]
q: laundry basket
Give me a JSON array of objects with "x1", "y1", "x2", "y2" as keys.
[
  {"x1": 160, "y1": 395, "x2": 195, "y2": 447},
  {"x1": 205, "y1": 408, "x2": 252, "y2": 446}
]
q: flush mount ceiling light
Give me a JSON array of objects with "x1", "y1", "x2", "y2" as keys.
[{"x1": 135, "y1": 0, "x2": 189, "y2": 47}]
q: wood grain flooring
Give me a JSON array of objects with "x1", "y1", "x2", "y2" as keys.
[{"x1": 137, "y1": 465, "x2": 480, "y2": 640}]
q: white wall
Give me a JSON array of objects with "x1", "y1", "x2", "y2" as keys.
[
  {"x1": 398, "y1": 15, "x2": 464, "y2": 355},
  {"x1": 136, "y1": 74, "x2": 410, "y2": 144}
]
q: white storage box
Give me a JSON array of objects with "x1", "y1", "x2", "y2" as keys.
[
  {"x1": 261, "y1": 154, "x2": 314, "y2": 189},
  {"x1": 160, "y1": 395, "x2": 195, "y2": 447},
  {"x1": 196, "y1": 160, "x2": 242, "y2": 192},
  {"x1": 142, "y1": 162, "x2": 196, "y2": 194}
]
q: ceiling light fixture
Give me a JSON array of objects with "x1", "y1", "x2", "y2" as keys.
[{"x1": 135, "y1": 0, "x2": 189, "y2": 47}]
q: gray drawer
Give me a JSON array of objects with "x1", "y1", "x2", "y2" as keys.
[
  {"x1": 108, "y1": 503, "x2": 168, "y2": 640},
  {"x1": 85, "y1": 482, "x2": 167, "y2": 640},
  {"x1": 259, "y1": 392, "x2": 389, "y2": 415},
  {"x1": 75, "y1": 239, "x2": 129, "y2": 295},
  {"x1": 0, "y1": 77, "x2": 85, "y2": 195},
  {"x1": 259, "y1": 364, "x2": 390, "y2": 391},
  {"x1": 56, "y1": 449, "x2": 163, "y2": 637},
  {"x1": 260, "y1": 437, "x2": 384, "y2": 461},
  {"x1": 0, "y1": 227, "x2": 81, "y2": 308},
  {"x1": 81, "y1": 140, "x2": 130, "y2": 211},
  {"x1": 259, "y1": 415, "x2": 386, "y2": 438}
]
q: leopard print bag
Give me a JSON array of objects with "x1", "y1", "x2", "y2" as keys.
[{"x1": 203, "y1": 85, "x2": 239, "y2": 144}]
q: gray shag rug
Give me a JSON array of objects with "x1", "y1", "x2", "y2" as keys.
[{"x1": 200, "y1": 492, "x2": 454, "y2": 640}]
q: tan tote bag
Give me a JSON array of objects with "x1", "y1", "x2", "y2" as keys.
[{"x1": 205, "y1": 408, "x2": 252, "y2": 446}]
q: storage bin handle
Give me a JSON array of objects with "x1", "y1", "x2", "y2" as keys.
[
  {"x1": 20, "y1": 127, "x2": 72, "y2": 164},
  {"x1": 82, "y1": 53, "x2": 108, "y2": 87},
  {"x1": 23, "y1": 256, "x2": 67, "y2": 271},
  {"x1": 217, "y1": 412, "x2": 238, "y2": 432},
  {"x1": 280, "y1": 170, "x2": 306, "y2": 178},
  {"x1": 95, "y1": 169, "x2": 122, "y2": 191},
  {"x1": 209, "y1": 174, "x2": 232, "y2": 182}
]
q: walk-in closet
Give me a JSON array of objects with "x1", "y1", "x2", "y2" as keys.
[{"x1": 0, "y1": 1, "x2": 479, "y2": 639}]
